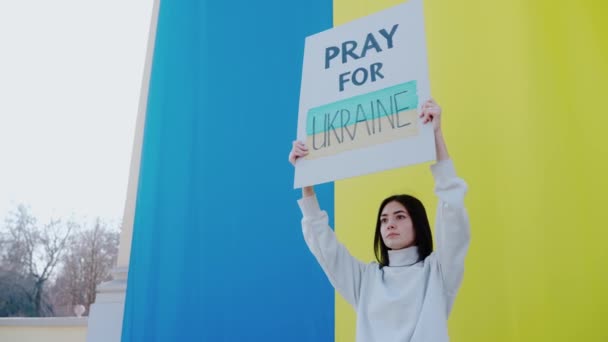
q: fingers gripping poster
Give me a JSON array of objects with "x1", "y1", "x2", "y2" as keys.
[{"x1": 294, "y1": 0, "x2": 435, "y2": 188}]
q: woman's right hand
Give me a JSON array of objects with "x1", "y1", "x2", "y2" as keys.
[
  {"x1": 289, "y1": 141, "x2": 315, "y2": 197},
  {"x1": 288, "y1": 140, "x2": 309, "y2": 166}
]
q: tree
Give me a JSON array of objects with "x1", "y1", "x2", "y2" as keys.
[
  {"x1": 0, "y1": 267, "x2": 36, "y2": 316},
  {"x1": 0, "y1": 205, "x2": 73, "y2": 316},
  {"x1": 50, "y1": 218, "x2": 119, "y2": 316}
]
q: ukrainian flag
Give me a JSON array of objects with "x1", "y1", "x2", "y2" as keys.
[{"x1": 123, "y1": 0, "x2": 608, "y2": 341}]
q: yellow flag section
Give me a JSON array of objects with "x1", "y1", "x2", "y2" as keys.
[{"x1": 332, "y1": 0, "x2": 608, "y2": 341}]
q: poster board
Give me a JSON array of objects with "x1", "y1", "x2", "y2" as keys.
[{"x1": 294, "y1": 0, "x2": 435, "y2": 188}]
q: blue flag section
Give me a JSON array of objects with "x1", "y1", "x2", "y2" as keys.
[{"x1": 121, "y1": 1, "x2": 334, "y2": 341}]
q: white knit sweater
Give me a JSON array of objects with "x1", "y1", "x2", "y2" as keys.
[{"x1": 298, "y1": 159, "x2": 470, "y2": 342}]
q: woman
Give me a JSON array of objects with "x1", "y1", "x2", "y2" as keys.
[{"x1": 288, "y1": 99, "x2": 470, "y2": 342}]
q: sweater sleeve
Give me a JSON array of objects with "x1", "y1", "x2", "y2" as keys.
[
  {"x1": 298, "y1": 195, "x2": 366, "y2": 308},
  {"x1": 430, "y1": 159, "x2": 471, "y2": 314}
]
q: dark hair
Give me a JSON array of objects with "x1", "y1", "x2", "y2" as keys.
[{"x1": 373, "y1": 195, "x2": 433, "y2": 267}]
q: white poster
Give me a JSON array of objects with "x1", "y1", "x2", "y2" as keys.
[{"x1": 294, "y1": 0, "x2": 435, "y2": 188}]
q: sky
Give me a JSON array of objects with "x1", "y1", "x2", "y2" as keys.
[{"x1": 0, "y1": 1, "x2": 154, "y2": 226}]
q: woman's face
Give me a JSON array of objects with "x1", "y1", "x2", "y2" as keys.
[{"x1": 380, "y1": 201, "x2": 415, "y2": 250}]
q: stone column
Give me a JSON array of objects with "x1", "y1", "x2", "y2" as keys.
[{"x1": 86, "y1": 1, "x2": 159, "y2": 341}]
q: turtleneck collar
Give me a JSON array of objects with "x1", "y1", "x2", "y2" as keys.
[{"x1": 387, "y1": 246, "x2": 420, "y2": 267}]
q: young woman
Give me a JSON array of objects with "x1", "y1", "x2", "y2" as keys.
[{"x1": 289, "y1": 99, "x2": 470, "y2": 342}]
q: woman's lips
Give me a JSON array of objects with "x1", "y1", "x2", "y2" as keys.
[{"x1": 386, "y1": 233, "x2": 399, "y2": 238}]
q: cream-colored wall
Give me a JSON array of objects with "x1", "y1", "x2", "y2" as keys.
[{"x1": 0, "y1": 318, "x2": 87, "y2": 342}]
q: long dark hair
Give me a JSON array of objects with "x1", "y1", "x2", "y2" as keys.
[{"x1": 373, "y1": 195, "x2": 433, "y2": 267}]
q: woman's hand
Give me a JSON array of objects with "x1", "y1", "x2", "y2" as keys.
[
  {"x1": 289, "y1": 140, "x2": 309, "y2": 166},
  {"x1": 419, "y1": 98, "x2": 442, "y2": 133},
  {"x1": 420, "y1": 99, "x2": 449, "y2": 160},
  {"x1": 289, "y1": 141, "x2": 315, "y2": 197}
]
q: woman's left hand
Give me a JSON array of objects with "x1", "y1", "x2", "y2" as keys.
[{"x1": 419, "y1": 99, "x2": 442, "y2": 133}]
